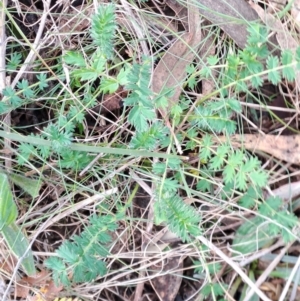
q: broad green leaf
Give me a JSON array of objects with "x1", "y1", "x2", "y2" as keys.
[
  {"x1": 2, "y1": 223, "x2": 36, "y2": 276},
  {"x1": 8, "y1": 173, "x2": 42, "y2": 198},
  {"x1": 0, "y1": 173, "x2": 17, "y2": 228}
]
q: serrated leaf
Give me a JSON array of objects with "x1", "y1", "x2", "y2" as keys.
[
  {"x1": 239, "y1": 187, "x2": 261, "y2": 209},
  {"x1": 2, "y1": 87, "x2": 22, "y2": 107},
  {"x1": 64, "y1": 51, "x2": 86, "y2": 67},
  {"x1": 251, "y1": 74, "x2": 264, "y2": 88},
  {"x1": 92, "y1": 55, "x2": 106, "y2": 73},
  {"x1": 248, "y1": 170, "x2": 268, "y2": 188},
  {"x1": 117, "y1": 67, "x2": 130, "y2": 85},
  {"x1": 282, "y1": 65, "x2": 295, "y2": 82},
  {"x1": 207, "y1": 55, "x2": 219, "y2": 66},
  {"x1": 128, "y1": 106, "x2": 149, "y2": 132},
  {"x1": 91, "y1": 4, "x2": 116, "y2": 59},
  {"x1": 266, "y1": 56, "x2": 281, "y2": 85},
  {"x1": 223, "y1": 164, "x2": 235, "y2": 185},
  {"x1": 227, "y1": 98, "x2": 242, "y2": 113},
  {"x1": 167, "y1": 158, "x2": 182, "y2": 169},
  {"x1": 72, "y1": 69, "x2": 98, "y2": 81},
  {"x1": 235, "y1": 167, "x2": 248, "y2": 191},
  {"x1": 100, "y1": 78, "x2": 119, "y2": 94},
  {"x1": 152, "y1": 162, "x2": 167, "y2": 175}
]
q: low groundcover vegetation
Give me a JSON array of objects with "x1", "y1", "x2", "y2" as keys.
[{"x1": 0, "y1": 0, "x2": 299, "y2": 300}]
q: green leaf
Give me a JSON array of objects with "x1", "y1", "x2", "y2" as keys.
[
  {"x1": 44, "y1": 257, "x2": 69, "y2": 286},
  {"x1": 67, "y1": 106, "x2": 85, "y2": 123},
  {"x1": 60, "y1": 150, "x2": 93, "y2": 170},
  {"x1": 167, "y1": 158, "x2": 182, "y2": 169},
  {"x1": 250, "y1": 74, "x2": 264, "y2": 88},
  {"x1": 72, "y1": 68, "x2": 99, "y2": 81},
  {"x1": 152, "y1": 162, "x2": 167, "y2": 175},
  {"x1": 196, "y1": 169, "x2": 213, "y2": 193},
  {"x1": 8, "y1": 173, "x2": 42, "y2": 198},
  {"x1": 186, "y1": 64, "x2": 196, "y2": 74},
  {"x1": 201, "y1": 283, "x2": 225, "y2": 298},
  {"x1": 199, "y1": 65, "x2": 212, "y2": 78},
  {"x1": 207, "y1": 55, "x2": 219, "y2": 66},
  {"x1": 64, "y1": 51, "x2": 86, "y2": 67},
  {"x1": 91, "y1": 4, "x2": 116, "y2": 59},
  {"x1": 125, "y1": 57, "x2": 152, "y2": 101},
  {"x1": 281, "y1": 49, "x2": 295, "y2": 81},
  {"x1": 227, "y1": 98, "x2": 242, "y2": 113},
  {"x1": 236, "y1": 165, "x2": 248, "y2": 191},
  {"x1": 2, "y1": 223, "x2": 36, "y2": 276},
  {"x1": 100, "y1": 78, "x2": 119, "y2": 94},
  {"x1": 247, "y1": 24, "x2": 268, "y2": 45},
  {"x1": 43, "y1": 124, "x2": 73, "y2": 151},
  {"x1": 36, "y1": 73, "x2": 49, "y2": 90},
  {"x1": 7, "y1": 53, "x2": 22, "y2": 71},
  {"x1": 18, "y1": 143, "x2": 36, "y2": 165},
  {"x1": 17, "y1": 79, "x2": 35, "y2": 98},
  {"x1": 266, "y1": 55, "x2": 281, "y2": 85},
  {"x1": 154, "y1": 193, "x2": 201, "y2": 242},
  {"x1": 209, "y1": 143, "x2": 230, "y2": 170},
  {"x1": 0, "y1": 102, "x2": 10, "y2": 114},
  {"x1": 45, "y1": 214, "x2": 117, "y2": 285},
  {"x1": 128, "y1": 105, "x2": 155, "y2": 132},
  {"x1": 130, "y1": 122, "x2": 168, "y2": 150},
  {"x1": 295, "y1": 47, "x2": 300, "y2": 69},
  {"x1": 239, "y1": 187, "x2": 261, "y2": 209},
  {"x1": 199, "y1": 134, "x2": 212, "y2": 162},
  {"x1": 160, "y1": 178, "x2": 179, "y2": 193},
  {"x1": 128, "y1": 106, "x2": 149, "y2": 132},
  {"x1": 92, "y1": 54, "x2": 106, "y2": 73},
  {"x1": 2, "y1": 87, "x2": 22, "y2": 107},
  {"x1": 117, "y1": 67, "x2": 130, "y2": 85},
  {"x1": 194, "y1": 261, "x2": 221, "y2": 275},
  {"x1": 0, "y1": 173, "x2": 18, "y2": 229},
  {"x1": 154, "y1": 95, "x2": 169, "y2": 109},
  {"x1": 249, "y1": 169, "x2": 268, "y2": 188}
]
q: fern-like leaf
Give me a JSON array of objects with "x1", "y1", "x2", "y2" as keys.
[
  {"x1": 154, "y1": 191, "x2": 201, "y2": 242},
  {"x1": 91, "y1": 4, "x2": 116, "y2": 59},
  {"x1": 45, "y1": 214, "x2": 120, "y2": 286}
]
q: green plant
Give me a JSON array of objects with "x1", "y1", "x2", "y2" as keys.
[
  {"x1": 2, "y1": 1, "x2": 300, "y2": 294},
  {"x1": 45, "y1": 212, "x2": 124, "y2": 286},
  {"x1": 0, "y1": 172, "x2": 38, "y2": 276},
  {"x1": 201, "y1": 23, "x2": 300, "y2": 94}
]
